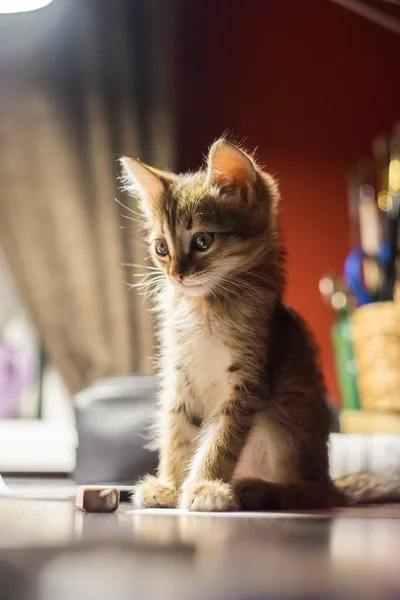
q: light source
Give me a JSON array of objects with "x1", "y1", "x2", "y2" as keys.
[
  {"x1": 329, "y1": 0, "x2": 400, "y2": 35},
  {"x1": 0, "y1": 0, "x2": 53, "y2": 13}
]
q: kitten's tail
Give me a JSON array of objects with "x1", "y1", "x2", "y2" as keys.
[
  {"x1": 333, "y1": 472, "x2": 400, "y2": 506},
  {"x1": 235, "y1": 474, "x2": 400, "y2": 510}
]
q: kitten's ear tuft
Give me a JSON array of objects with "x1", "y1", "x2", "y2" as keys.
[
  {"x1": 206, "y1": 139, "x2": 257, "y2": 188},
  {"x1": 119, "y1": 157, "x2": 165, "y2": 221}
]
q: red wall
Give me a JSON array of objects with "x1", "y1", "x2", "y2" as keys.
[{"x1": 176, "y1": 0, "x2": 400, "y2": 401}]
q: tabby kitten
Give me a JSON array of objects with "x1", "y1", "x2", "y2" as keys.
[{"x1": 120, "y1": 139, "x2": 400, "y2": 511}]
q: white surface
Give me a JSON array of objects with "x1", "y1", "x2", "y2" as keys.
[
  {"x1": 0, "y1": 0, "x2": 53, "y2": 13},
  {"x1": 0, "y1": 479, "x2": 75, "y2": 499},
  {"x1": 329, "y1": 433, "x2": 400, "y2": 478},
  {"x1": 0, "y1": 420, "x2": 76, "y2": 472},
  {"x1": 42, "y1": 366, "x2": 75, "y2": 426},
  {"x1": 0, "y1": 364, "x2": 76, "y2": 473},
  {"x1": 0, "y1": 474, "x2": 9, "y2": 493}
]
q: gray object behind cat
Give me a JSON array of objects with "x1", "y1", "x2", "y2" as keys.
[
  {"x1": 74, "y1": 374, "x2": 339, "y2": 485},
  {"x1": 74, "y1": 375, "x2": 158, "y2": 485}
]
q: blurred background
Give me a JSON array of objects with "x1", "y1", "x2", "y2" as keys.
[{"x1": 0, "y1": 0, "x2": 400, "y2": 476}]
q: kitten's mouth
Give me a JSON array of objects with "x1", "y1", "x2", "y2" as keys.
[
  {"x1": 171, "y1": 278, "x2": 209, "y2": 297},
  {"x1": 182, "y1": 280, "x2": 204, "y2": 287}
]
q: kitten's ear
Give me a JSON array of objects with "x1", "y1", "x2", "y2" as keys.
[
  {"x1": 206, "y1": 139, "x2": 257, "y2": 188},
  {"x1": 119, "y1": 157, "x2": 167, "y2": 221}
]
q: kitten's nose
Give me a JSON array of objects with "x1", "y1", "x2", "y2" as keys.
[{"x1": 171, "y1": 273, "x2": 184, "y2": 282}]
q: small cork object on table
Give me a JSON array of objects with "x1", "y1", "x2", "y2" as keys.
[{"x1": 76, "y1": 486, "x2": 120, "y2": 513}]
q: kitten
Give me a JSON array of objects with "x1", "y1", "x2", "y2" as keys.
[{"x1": 120, "y1": 139, "x2": 400, "y2": 511}]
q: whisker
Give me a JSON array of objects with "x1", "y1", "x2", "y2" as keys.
[
  {"x1": 131, "y1": 271, "x2": 162, "y2": 279},
  {"x1": 132, "y1": 273, "x2": 157, "y2": 279},
  {"x1": 138, "y1": 284, "x2": 165, "y2": 298},
  {"x1": 134, "y1": 279, "x2": 166, "y2": 298},
  {"x1": 223, "y1": 275, "x2": 266, "y2": 303},
  {"x1": 123, "y1": 263, "x2": 160, "y2": 271},
  {"x1": 206, "y1": 272, "x2": 266, "y2": 304},
  {"x1": 246, "y1": 271, "x2": 278, "y2": 286},
  {"x1": 206, "y1": 276, "x2": 236, "y2": 299},
  {"x1": 128, "y1": 276, "x2": 165, "y2": 289},
  {"x1": 114, "y1": 197, "x2": 143, "y2": 218},
  {"x1": 119, "y1": 213, "x2": 141, "y2": 224}
]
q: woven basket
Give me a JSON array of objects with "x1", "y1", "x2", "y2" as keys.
[{"x1": 351, "y1": 300, "x2": 400, "y2": 411}]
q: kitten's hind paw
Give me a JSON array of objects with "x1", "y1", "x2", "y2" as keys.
[
  {"x1": 180, "y1": 480, "x2": 238, "y2": 512},
  {"x1": 133, "y1": 476, "x2": 178, "y2": 509}
]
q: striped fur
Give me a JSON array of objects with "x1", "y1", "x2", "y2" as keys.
[{"x1": 121, "y1": 139, "x2": 400, "y2": 511}]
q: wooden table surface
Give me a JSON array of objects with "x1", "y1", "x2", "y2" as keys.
[{"x1": 1, "y1": 479, "x2": 400, "y2": 600}]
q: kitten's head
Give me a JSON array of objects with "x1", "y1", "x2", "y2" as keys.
[{"x1": 120, "y1": 139, "x2": 280, "y2": 298}]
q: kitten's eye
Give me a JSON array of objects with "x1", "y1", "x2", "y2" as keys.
[
  {"x1": 192, "y1": 232, "x2": 214, "y2": 252},
  {"x1": 155, "y1": 239, "x2": 169, "y2": 257}
]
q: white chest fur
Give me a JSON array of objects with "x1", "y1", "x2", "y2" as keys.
[
  {"x1": 174, "y1": 305, "x2": 234, "y2": 417},
  {"x1": 166, "y1": 294, "x2": 290, "y2": 485},
  {"x1": 189, "y1": 329, "x2": 233, "y2": 414}
]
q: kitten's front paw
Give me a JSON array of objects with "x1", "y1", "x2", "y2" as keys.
[
  {"x1": 179, "y1": 480, "x2": 238, "y2": 512},
  {"x1": 133, "y1": 476, "x2": 178, "y2": 509}
]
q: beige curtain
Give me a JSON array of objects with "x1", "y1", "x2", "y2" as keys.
[{"x1": 0, "y1": 0, "x2": 175, "y2": 394}]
